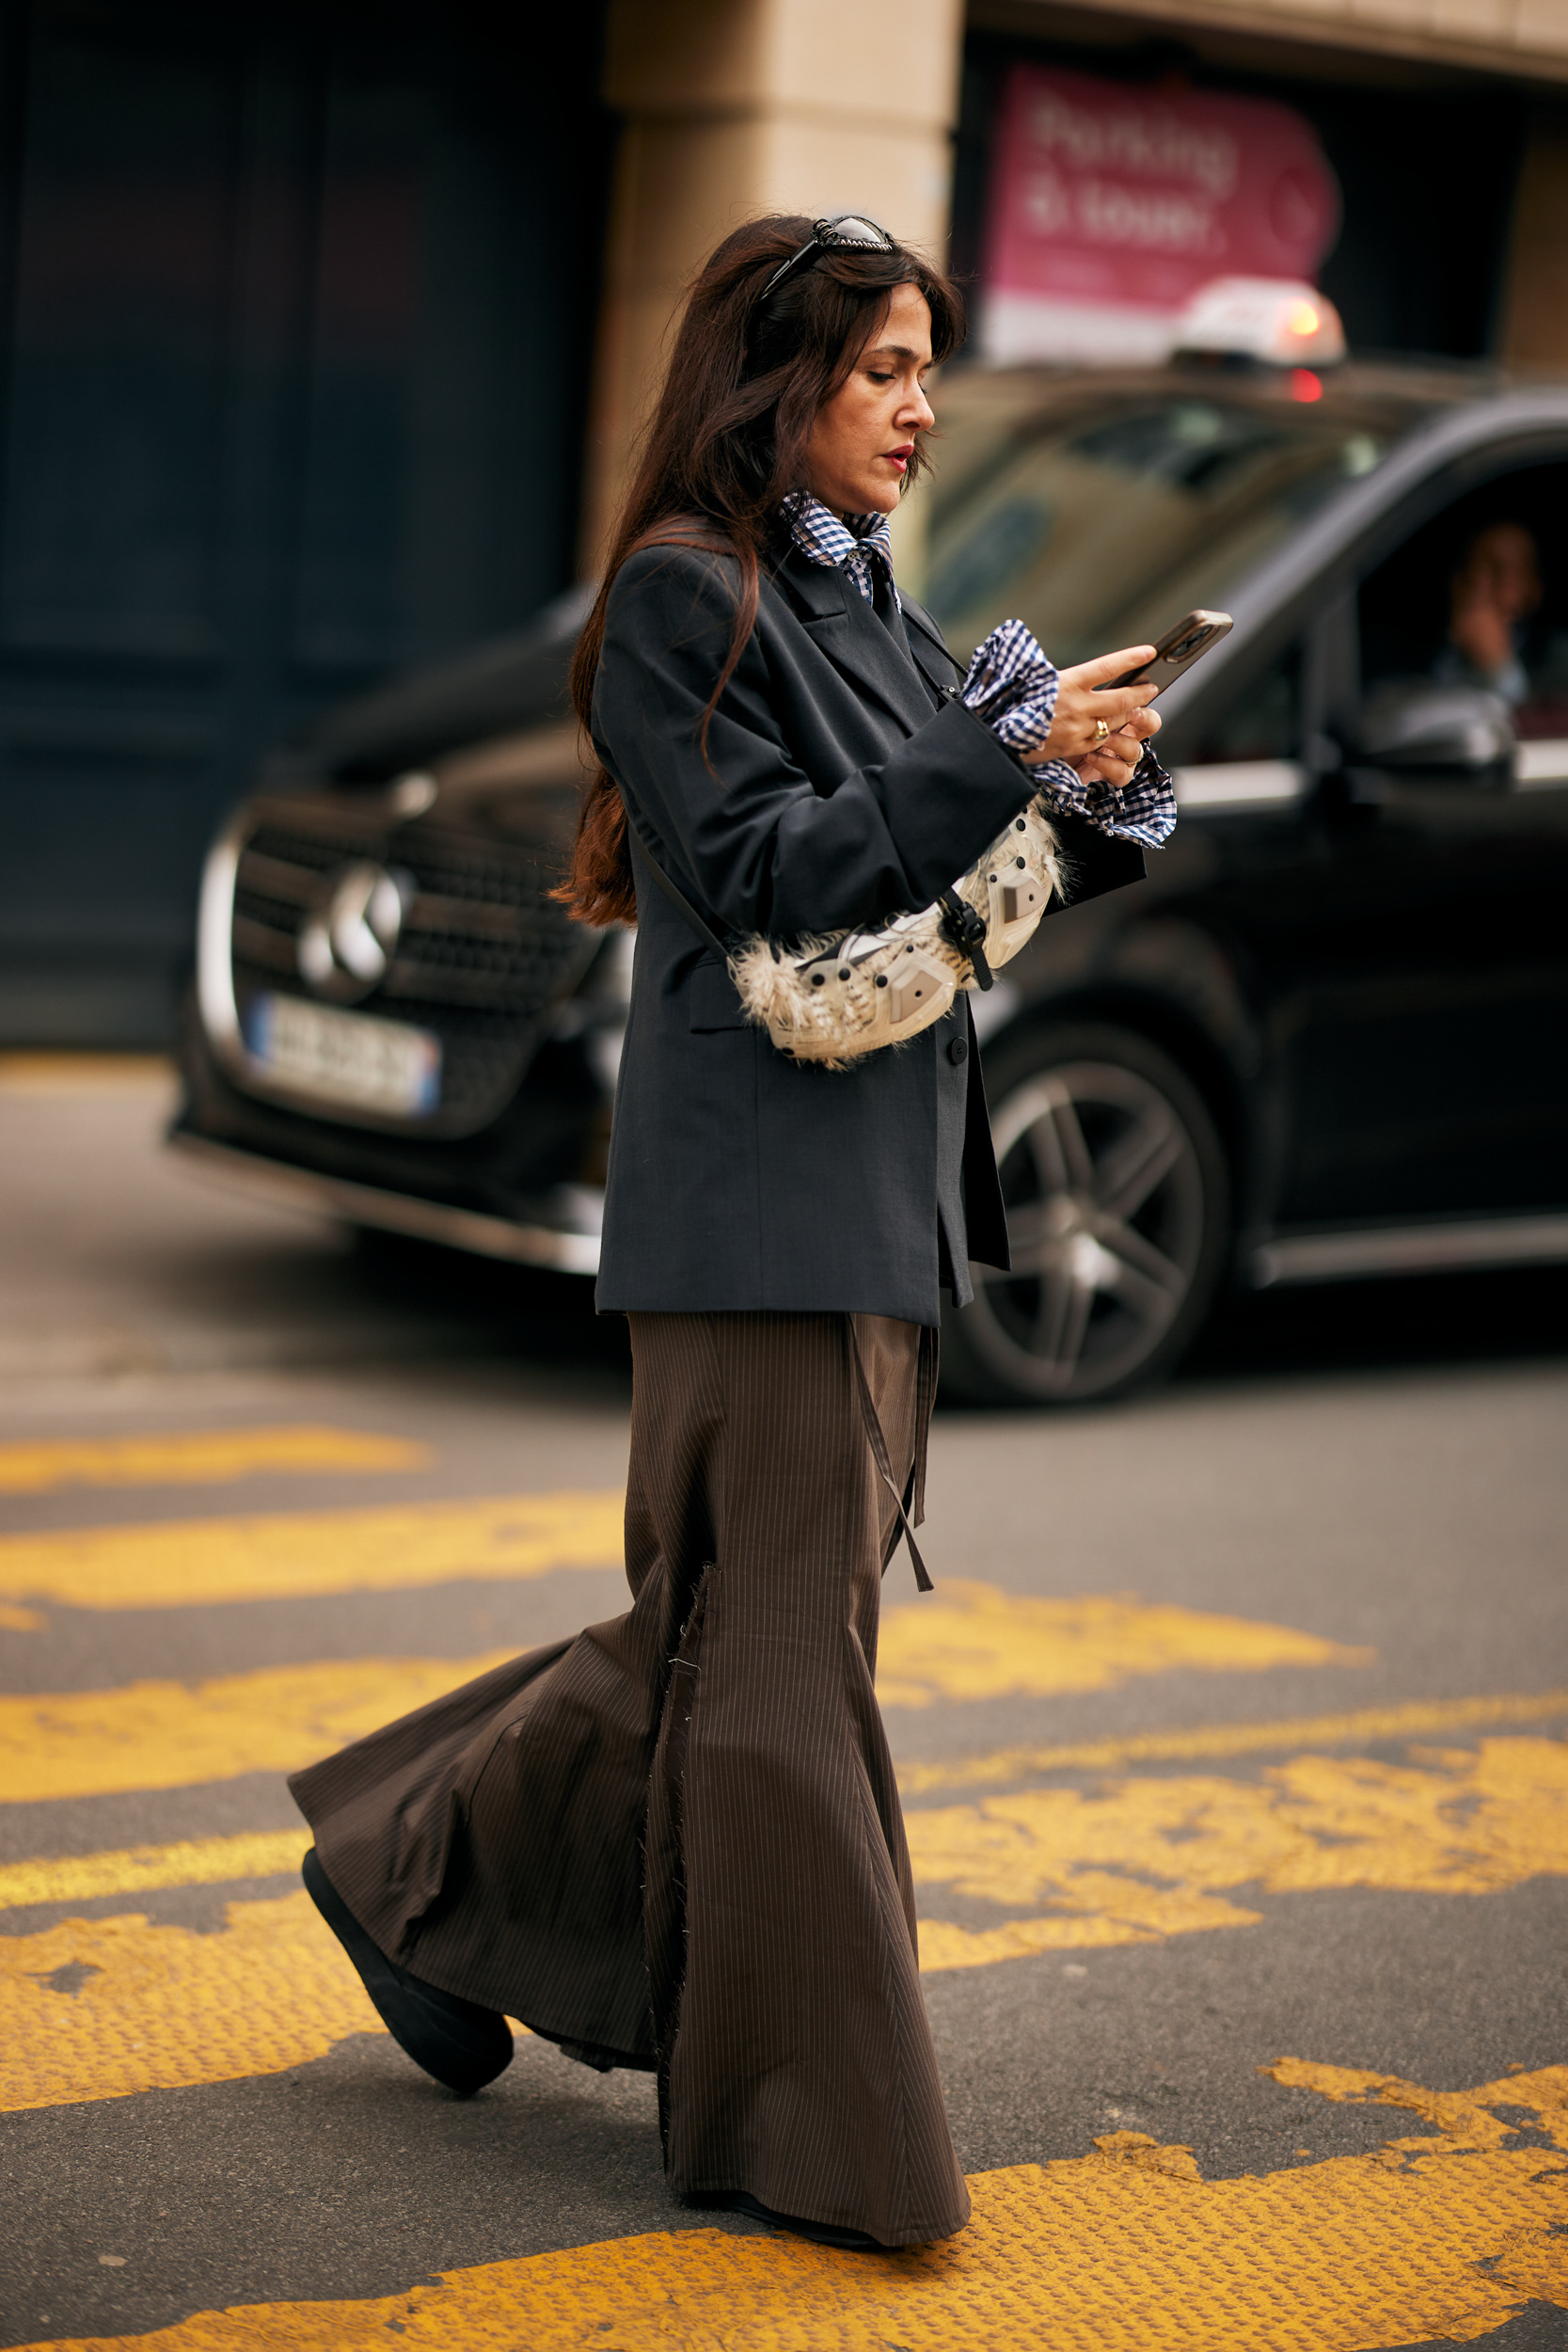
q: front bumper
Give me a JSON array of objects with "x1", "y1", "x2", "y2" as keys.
[{"x1": 168, "y1": 1128, "x2": 605, "y2": 1276}]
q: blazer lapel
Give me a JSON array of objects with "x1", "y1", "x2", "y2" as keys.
[
  {"x1": 769, "y1": 546, "x2": 936, "y2": 737},
  {"x1": 900, "y1": 594, "x2": 965, "y2": 698}
]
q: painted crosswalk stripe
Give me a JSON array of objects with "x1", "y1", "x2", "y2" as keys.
[
  {"x1": 875, "y1": 1581, "x2": 1370, "y2": 1707},
  {"x1": 0, "y1": 1652, "x2": 516, "y2": 1803},
  {"x1": 0, "y1": 1489, "x2": 625, "y2": 1612},
  {"x1": 6, "y1": 1691, "x2": 1566, "y2": 1912},
  {"x1": 0, "y1": 1425, "x2": 430, "y2": 1494},
  {"x1": 0, "y1": 1829, "x2": 310, "y2": 1912},
  {"x1": 4, "y1": 1732, "x2": 1565, "y2": 2113},
  {"x1": 6, "y1": 1692, "x2": 1564, "y2": 1910},
  {"x1": 7, "y1": 2064, "x2": 1567, "y2": 2348},
  {"x1": 0, "y1": 1054, "x2": 168, "y2": 1091},
  {"x1": 0, "y1": 1890, "x2": 386, "y2": 2112},
  {"x1": 909, "y1": 1731, "x2": 1568, "y2": 1969},
  {"x1": 0, "y1": 1589, "x2": 1372, "y2": 1804},
  {"x1": 898, "y1": 1687, "x2": 1568, "y2": 1794}
]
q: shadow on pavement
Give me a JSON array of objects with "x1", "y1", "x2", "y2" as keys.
[
  {"x1": 1182, "y1": 1262, "x2": 1568, "y2": 1390},
  {"x1": 345, "y1": 1232, "x2": 1567, "y2": 1404},
  {"x1": 349, "y1": 1231, "x2": 632, "y2": 1380}
]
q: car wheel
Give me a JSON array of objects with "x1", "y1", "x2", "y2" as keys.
[{"x1": 942, "y1": 1022, "x2": 1229, "y2": 1406}]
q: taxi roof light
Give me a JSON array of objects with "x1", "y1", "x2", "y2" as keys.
[{"x1": 1174, "y1": 277, "x2": 1347, "y2": 369}]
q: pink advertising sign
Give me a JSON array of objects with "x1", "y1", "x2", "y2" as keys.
[{"x1": 981, "y1": 62, "x2": 1341, "y2": 362}]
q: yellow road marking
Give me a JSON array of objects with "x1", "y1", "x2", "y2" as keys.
[
  {"x1": 0, "y1": 1892, "x2": 539, "y2": 2116},
  {"x1": 0, "y1": 1054, "x2": 169, "y2": 1091},
  {"x1": 0, "y1": 1653, "x2": 515, "y2": 1803},
  {"x1": 0, "y1": 1891, "x2": 384, "y2": 2111},
  {"x1": 0, "y1": 1594, "x2": 1370, "y2": 1804},
  {"x1": 0, "y1": 1490, "x2": 624, "y2": 1611},
  {"x1": 0, "y1": 1590, "x2": 1372, "y2": 1806},
  {"x1": 912, "y1": 1734, "x2": 1568, "y2": 1969},
  {"x1": 876, "y1": 1582, "x2": 1370, "y2": 1707},
  {"x1": 898, "y1": 1687, "x2": 1568, "y2": 1794},
  {"x1": 0, "y1": 1829, "x2": 310, "y2": 1912},
  {"x1": 0, "y1": 1426, "x2": 430, "y2": 1495},
  {"x1": 0, "y1": 1602, "x2": 43, "y2": 1630},
  {"x1": 11, "y1": 2066, "x2": 1567, "y2": 2349},
  {"x1": 7, "y1": 1734, "x2": 1566, "y2": 2112},
  {"x1": 9, "y1": 1691, "x2": 1560, "y2": 1907},
  {"x1": 1259, "y1": 2056, "x2": 1568, "y2": 2152}
]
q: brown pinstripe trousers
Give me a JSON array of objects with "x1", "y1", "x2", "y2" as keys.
[{"x1": 290, "y1": 1310, "x2": 969, "y2": 2249}]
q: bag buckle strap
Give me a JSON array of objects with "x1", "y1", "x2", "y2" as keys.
[
  {"x1": 937, "y1": 888, "x2": 993, "y2": 992},
  {"x1": 847, "y1": 1317, "x2": 934, "y2": 1594}
]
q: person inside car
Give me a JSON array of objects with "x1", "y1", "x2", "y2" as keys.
[{"x1": 1433, "y1": 519, "x2": 1544, "y2": 706}]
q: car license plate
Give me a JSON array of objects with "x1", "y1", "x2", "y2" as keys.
[{"x1": 246, "y1": 993, "x2": 441, "y2": 1117}]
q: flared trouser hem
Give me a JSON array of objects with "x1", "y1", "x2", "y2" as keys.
[{"x1": 290, "y1": 1309, "x2": 967, "y2": 2249}]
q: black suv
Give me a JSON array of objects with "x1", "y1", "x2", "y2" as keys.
[{"x1": 172, "y1": 362, "x2": 1568, "y2": 1405}]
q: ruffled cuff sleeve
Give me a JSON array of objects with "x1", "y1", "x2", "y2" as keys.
[{"x1": 961, "y1": 618, "x2": 1177, "y2": 850}]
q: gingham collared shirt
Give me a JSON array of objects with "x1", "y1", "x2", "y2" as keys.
[
  {"x1": 781, "y1": 491, "x2": 899, "y2": 610},
  {"x1": 779, "y1": 492, "x2": 1175, "y2": 849}
]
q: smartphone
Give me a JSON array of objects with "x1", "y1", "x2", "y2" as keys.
[{"x1": 1104, "y1": 611, "x2": 1233, "y2": 694}]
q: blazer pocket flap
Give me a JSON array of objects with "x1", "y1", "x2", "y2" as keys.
[{"x1": 689, "y1": 956, "x2": 751, "y2": 1033}]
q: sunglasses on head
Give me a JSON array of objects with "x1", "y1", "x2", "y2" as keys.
[{"x1": 755, "y1": 214, "x2": 898, "y2": 309}]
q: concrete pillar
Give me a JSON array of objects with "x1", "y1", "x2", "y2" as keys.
[
  {"x1": 1498, "y1": 114, "x2": 1568, "y2": 373},
  {"x1": 579, "y1": 0, "x2": 965, "y2": 589}
]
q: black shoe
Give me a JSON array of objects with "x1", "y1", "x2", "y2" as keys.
[
  {"x1": 303, "y1": 1847, "x2": 512, "y2": 2095},
  {"x1": 702, "y1": 2189, "x2": 889, "y2": 2251}
]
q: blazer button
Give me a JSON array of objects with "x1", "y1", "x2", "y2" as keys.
[{"x1": 947, "y1": 1035, "x2": 969, "y2": 1065}]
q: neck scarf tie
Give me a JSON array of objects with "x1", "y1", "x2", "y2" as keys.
[{"x1": 780, "y1": 492, "x2": 899, "y2": 612}]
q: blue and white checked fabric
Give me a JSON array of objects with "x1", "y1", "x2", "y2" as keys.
[
  {"x1": 961, "y1": 617, "x2": 1177, "y2": 849},
  {"x1": 781, "y1": 492, "x2": 899, "y2": 611},
  {"x1": 781, "y1": 496, "x2": 1175, "y2": 847}
]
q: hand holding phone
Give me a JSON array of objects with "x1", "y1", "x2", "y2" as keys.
[
  {"x1": 1104, "y1": 610, "x2": 1232, "y2": 695},
  {"x1": 1020, "y1": 613, "x2": 1232, "y2": 774},
  {"x1": 1022, "y1": 643, "x2": 1159, "y2": 771}
]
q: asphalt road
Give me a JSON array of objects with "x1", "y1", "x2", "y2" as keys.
[{"x1": 1, "y1": 1058, "x2": 1565, "y2": 2352}]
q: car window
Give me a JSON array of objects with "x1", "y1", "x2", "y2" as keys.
[
  {"x1": 1357, "y1": 459, "x2": 1568, "y2": 744},
  {"x1": 926, "y1": 394, "x2": 1386, "y2": 664},
  {"x1": 1191, "y1": 643, "x2": 1302, "y2": 764}
]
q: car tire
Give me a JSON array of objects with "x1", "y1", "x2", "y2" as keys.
[{"x1": 941, "y1": 1021, "x2": 1230, "y2": 1407}]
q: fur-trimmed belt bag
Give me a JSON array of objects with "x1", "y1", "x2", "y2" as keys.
[
  {"x1": 624, "y1": 787, "x2": 1065, "y2": 1070},
  {"x1": 730, "y1": 798, "x2": 1064, "y2": 1067}
]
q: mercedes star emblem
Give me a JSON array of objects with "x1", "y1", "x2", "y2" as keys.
[{"x1": 298, "y1": 861, "x2": 414, "y2": 1003}]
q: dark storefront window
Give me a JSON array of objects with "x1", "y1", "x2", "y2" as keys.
[{"x1": 0, "y1": 0, "x2": 609, "y2": 1042}]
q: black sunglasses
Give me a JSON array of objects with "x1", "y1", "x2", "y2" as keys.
[{"x1": 755, "y1": 214, "x2": 898, "y2": 309}]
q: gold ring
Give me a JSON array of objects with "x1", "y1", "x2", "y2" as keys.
[{"x1": 1092, "y1": 717, "x2": 1111, "y2": 746}]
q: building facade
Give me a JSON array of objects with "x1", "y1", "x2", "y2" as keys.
[
  {"x1": 0, "y1": 0, "x2": 1563, "y2": 1042},
  {"x1": 0, "y1": 0, "x2": 609, "y2": 1044}
]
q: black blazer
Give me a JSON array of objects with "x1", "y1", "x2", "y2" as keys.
[{"x1": 590, "y1": 539, "x2": 1144, "y2": 1326}]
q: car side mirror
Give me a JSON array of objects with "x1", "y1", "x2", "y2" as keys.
[{"x1": 1354, "y1": 680, "x2": 1515, "y2": 778}]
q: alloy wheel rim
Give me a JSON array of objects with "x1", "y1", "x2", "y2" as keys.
[{"x1": 968, "y1": 1058, "x2": 1207, "y2": 1401}]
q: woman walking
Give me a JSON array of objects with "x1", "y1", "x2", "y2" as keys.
[{"x1": 292, "y1": 211, "x2": 1168, "y2": 2251}]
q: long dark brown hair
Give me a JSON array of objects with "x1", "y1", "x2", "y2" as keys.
[{"x1": 557, "y1": 214, "x2": 965, "y2": 927}]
